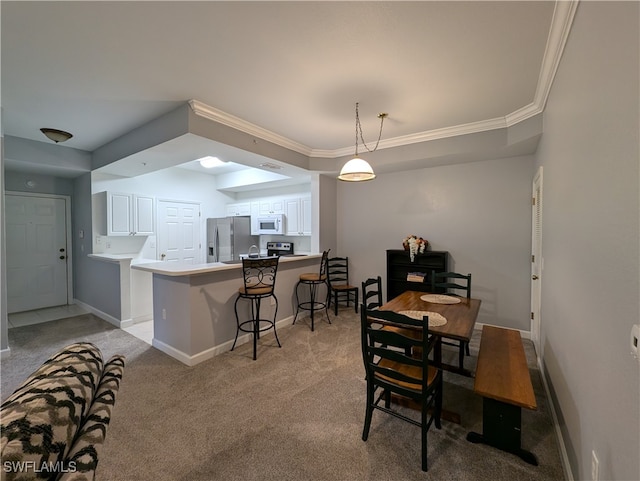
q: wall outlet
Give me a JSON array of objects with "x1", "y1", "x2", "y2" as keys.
[
  {"x1": 591, "y1": 450, "x2": 599, "y2": 481},
  {"x1": 162, "y1": 308, "x2": 167, "y2": 320}
]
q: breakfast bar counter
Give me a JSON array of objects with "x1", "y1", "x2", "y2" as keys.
[{"x1": 132, "y1": 254, "x2": 322, "y2": 365}]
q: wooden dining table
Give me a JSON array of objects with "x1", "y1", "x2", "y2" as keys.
[{"x1": 379, "y1": 290, "x2": 482, "y2": 377}]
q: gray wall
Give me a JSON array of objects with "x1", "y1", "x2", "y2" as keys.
[
  {"x1": 4, "y1": 171, "x2": 74, "y2": 196},
  {"x1": 72, "y1": 173, "x2": 121, "y2": 319},
  {"x1": 1, "y1": 136, "x2": 7, "y2": 353},
  {"x1": 337, "y1": 155, "x2": 534, "y2": 331},
  {"x1": 534, "y1": 2, "x2": 639, "y2": 480}
]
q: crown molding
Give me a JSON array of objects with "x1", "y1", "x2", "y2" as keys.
[
  {"x1": 314, "y1": 117, "x2": 509, "y2": 158},
  {"x1": 188, "y1": 99, "x2": 313, "y2": 156},
  {"x1": 533, "y1": 0, "x2": 580, "y2": 111},
  {"x1": 190, "y1": 1, "x2": 578, "y2": 161}
]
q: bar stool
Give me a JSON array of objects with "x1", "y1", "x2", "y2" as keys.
[
  {"x1": 231, "y1": 256, "x2": 281, "y2": 360},
  {"x1": 293, "y1": 250, "x2": 330, "y2": 331}
]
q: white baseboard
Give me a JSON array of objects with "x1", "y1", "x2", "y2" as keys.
[
  {"x1": 537, "y1": 356, "x2": 575, "y2": 481},
  {"x1": 0, "y1": 347, "x2": 11, "y2": 359},
  {"x1": 73, "y1": 299, "x2": 123, "y2": 328},
  {"x1": 152, "y1": 315, "x2": 295, "y2": 366},
  {"x1": 474, "y1": 321, "x2": 531, "y2": 339}
]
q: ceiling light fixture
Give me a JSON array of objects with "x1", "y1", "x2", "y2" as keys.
[
  {"x1": 198, "y1": 156, "x2": 226, "y2": 168},
  {"x1": 40, "y1": 128, "x2": 73, "y2": 143},
  {"x1": 338, "y1": 102, "x2": 387, "y2": 182},
  {"x1": 259, "y1": 162, "x2": 283, "y2": 170}
]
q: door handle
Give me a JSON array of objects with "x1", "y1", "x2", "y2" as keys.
[
  {"x1": 532, "y1": 275, "x2": 539, "y2": 280},
  {"x1": 161, "y1": 253, "x2": 166, "y2": 260}
]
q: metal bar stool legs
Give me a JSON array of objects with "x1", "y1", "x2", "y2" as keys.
[
  {"x1": 293, "y1": 278, "x2": 330, "y2": 332},
  {"x1": 231, "y1": 256, "x2": 281, "y2": 360},
  {"x1": 293, "y1": 249, "x2": 331, "y2": 332},
  {"x1": 232, "y1": 294, "x2": 281, "y2": 360}
]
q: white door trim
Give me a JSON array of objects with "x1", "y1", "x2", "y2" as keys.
[
  {"x1": 6, "y1": 191, "x2": 74, "y2": 307},
  {"x1": 530, "y1": 167, "x2": 543, "y2": 357}
]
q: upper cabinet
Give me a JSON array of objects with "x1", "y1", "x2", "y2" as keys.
[
  {"x1": 285, "y1": 196, "x2": 312, "y2": 236},
  {"x1": 226, "y1": 202, "x2": 251, "y2": 217},
  {"x1": 258, "y1": 199, "x2": 285, "y2": 215},
  {"x1": 229, "y1": 194, "x2": 312, "y2": 237},
  {"x1": 95, "y1": 191, "x2": 155, "y2": 236}
]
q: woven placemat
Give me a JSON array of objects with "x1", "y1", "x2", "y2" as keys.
[
  {"x1": 420, "y1": 294, "x2": 461, "y2": 304},
  {"x1": 399, "y1": 310, "x2": 447, "y2": 327}
]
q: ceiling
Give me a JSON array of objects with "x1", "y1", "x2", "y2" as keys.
[{"x1": 1, "y1": 1, "x2": 572, "y2": 185}]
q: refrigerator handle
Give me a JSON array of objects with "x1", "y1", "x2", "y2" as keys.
[{"x1": 214, "y1": 227, "x2": 219, "y2": 262}]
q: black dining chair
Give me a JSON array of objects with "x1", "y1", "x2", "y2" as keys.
[
  {"x1": 361, "y1": 276, "x2": 383, "y2": 310},
  {"x1": 431, "y1": 271, "x2": 472, "y2": 360},
  {"x1": 360, "y1": 305, "x2": 443, "y2": 472},
  {"x1": 327, "y1": 257, "x2": 359, "y2": 315}
]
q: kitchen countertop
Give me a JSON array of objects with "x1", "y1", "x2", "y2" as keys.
[
  {"x1": 131, "y1": 253, "x2": 321, "y2": 277},
  {"x1": 88, "y1": 253, "x2": 158, "y2": 265}
]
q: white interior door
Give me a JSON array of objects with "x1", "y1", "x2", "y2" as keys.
[
  {"x1": 157, "y1": 200, "x2": 201, "y2": 263},
  {"x1": 6, "y1": 193, "x2": 69, "y2": 313},
  {"x1": 531, "y1": 167, "x2": 543, "y2": 356}
]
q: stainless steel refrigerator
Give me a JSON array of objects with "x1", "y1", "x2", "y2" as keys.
[{"x1": 206, "y1": 216, "x2": 259, "y2": 262}]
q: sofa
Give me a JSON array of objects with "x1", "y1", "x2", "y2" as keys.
[{"x1": 1, "y1": 342, "x2": 125, "y2": 481}]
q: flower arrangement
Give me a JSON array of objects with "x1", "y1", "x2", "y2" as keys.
[{"x1": 402, "y1": 235, "x2": 429, "y2": 261}]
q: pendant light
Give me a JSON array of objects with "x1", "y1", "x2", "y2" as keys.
[
  {"x1": 338, "y1": 103, "x2": 387, "y2": 182},
  {"x1": 40, "y1": 128, "x2": 73, "y2": 143}
]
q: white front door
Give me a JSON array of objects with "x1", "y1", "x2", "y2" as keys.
[
  {"x1": 531, "y1": 167, "x2": 543, "y2": 356},
  {"x1": 157, "y1": 200, "x2": 201, "y2": 263},
  {"x1": 6, "y1": 193, "x2": 69, "y2": 313}
]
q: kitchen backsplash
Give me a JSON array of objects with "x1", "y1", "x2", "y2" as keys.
[
  {"x1": 93, "y1": 235, "x2": 157, "y2": 259},
  {"x1": 259, "y1": 235, "x2": 311, "y2": 254}
]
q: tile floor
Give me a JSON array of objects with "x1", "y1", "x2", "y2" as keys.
[
  {"x1": 8, "y1": 304, "x2": 89, "y2": 328},
  {"x1": 122, "y1": 320, "x2": 153, "y2": 345},
  {"x1": 8, "y1": 305, "x2": 154, "y2": 346}
]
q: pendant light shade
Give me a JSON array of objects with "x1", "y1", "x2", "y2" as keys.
[
  {"x1": 40, "y1": 128, "x2": 73, "y2": 143},
  {"x1": 338, "y1": 157, "x2": 376, "y2": 182},
  {"x1": 338, "y1": 103, "x2": 386, "y2": 182}
]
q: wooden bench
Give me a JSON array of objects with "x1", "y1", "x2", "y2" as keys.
[{"x1": 466, "y1": 325, "x2": 538, "y2": 465}]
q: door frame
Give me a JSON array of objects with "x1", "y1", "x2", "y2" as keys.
[
  {"x1": 6, "y1": 191, "x2": 74, "y2": 308},
  {"x1": 530, "y1": 167, "x2": 543, "y2": 356}
]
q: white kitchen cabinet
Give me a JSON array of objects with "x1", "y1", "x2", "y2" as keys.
[
  {"x1": 226, "y1": 202, "x2": 251, "y2": 216},
  {"x1": 98, "y1": 191, "x2": 155, "y2": 236},
  {"x1": 285, "y1": 196, "x2": 312, "y2": 236},
  {"x1": 258, "y1": 199, "x2": 285, "y2": 215},
  {"x1": 250, "y1": 202, "x2": 260, "y2": 235}
]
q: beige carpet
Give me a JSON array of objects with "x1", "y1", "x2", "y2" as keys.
[{"x1": 1, "y1": 309, "x2": 565, "y2": 481}]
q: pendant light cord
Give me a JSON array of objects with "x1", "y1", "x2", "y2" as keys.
[{"x1": 355, "y1": 102, "x2": 386, "y2": 155}]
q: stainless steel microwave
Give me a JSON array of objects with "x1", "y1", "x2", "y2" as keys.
[{"x1": 256, "y1": 214, "x2": 285, "y2": 234}]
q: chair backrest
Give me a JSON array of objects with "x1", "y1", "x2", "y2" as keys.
[
  {"x1": 241, "y1": 256, "x2": 279, "y2": 295},
  {"x1": 362, "y1": 276, "x2": 383, "y2": 310},
  {"x1": 318, "y1": 250, "x2": 330, "y2": 278},
  {"x1": 360, "y1": 306, "x2": 438, "y2": 398},
  {"x1": 327, "y1": 257, "x2": 350, "y2": 287},
  {"x1": 431, "y1": 271, "x2": 471, "y2": 298}
]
